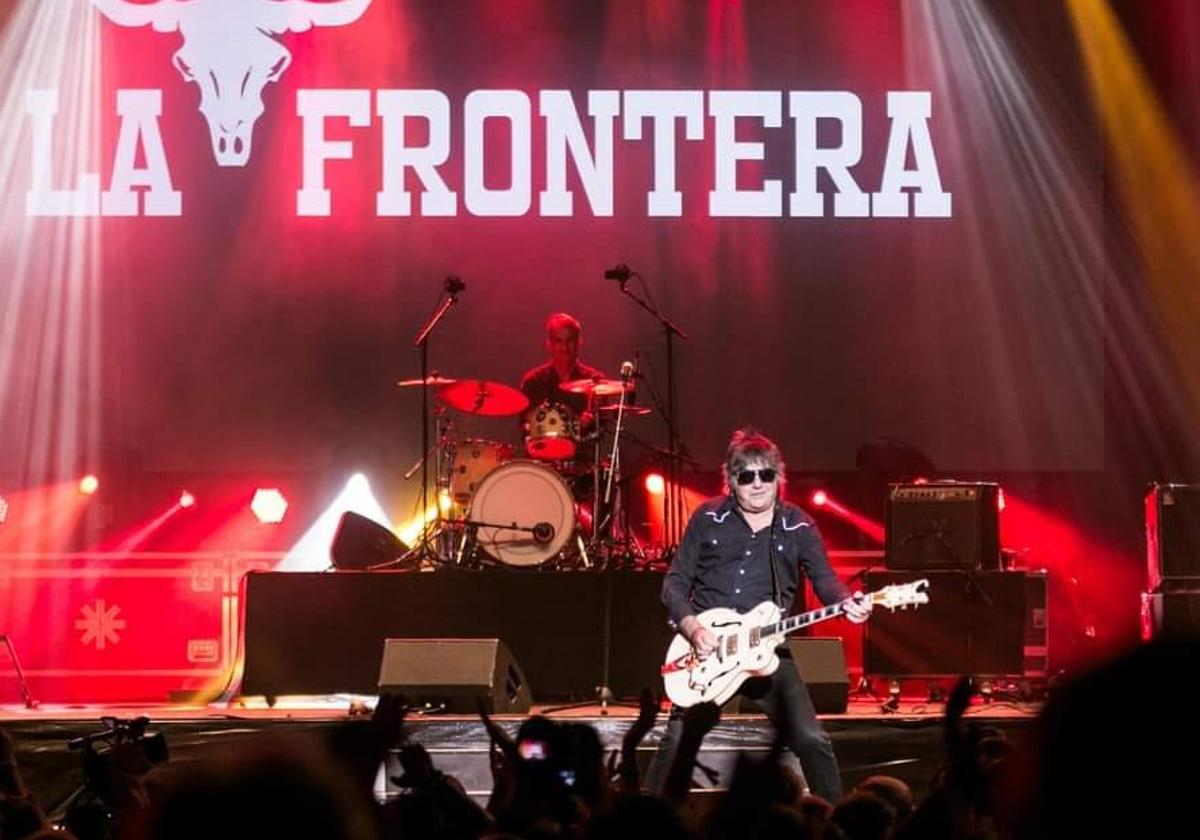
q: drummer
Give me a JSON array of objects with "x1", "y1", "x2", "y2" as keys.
[{"x1": 519, "y1": 312, "x2": 607, "y2": 427}]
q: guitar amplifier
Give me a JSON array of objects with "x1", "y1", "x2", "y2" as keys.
[
  {"x1": 1145, "y1": 483, "x2": 1200, "y2": 591},
  {"x1": 885, "y1": 482, "x2": 1000, "y2": 571}
]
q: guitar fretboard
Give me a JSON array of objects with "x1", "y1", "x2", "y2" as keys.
[{"x1": 759, "y1": 602, "x2": 846, "y2": 639}]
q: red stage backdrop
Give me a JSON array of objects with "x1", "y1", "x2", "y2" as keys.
[
  {"x1": 7, "y1": 0, "x2": 1200, "y2": 701},
  {"x1": 1, "y1": 0, "x2": 1107, "y2": 491}
]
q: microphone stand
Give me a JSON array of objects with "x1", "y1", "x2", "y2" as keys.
[
  {"x1": 411, "y1": 276, "x2": 464, "y2": 563},
  {"x1": 607, "y1": 267, "x2": 689, "y2": 553}
]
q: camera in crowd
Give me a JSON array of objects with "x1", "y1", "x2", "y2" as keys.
[
  {"x1": 68, "y1": 716, "x2": 169, "y2": 805},
  {"x1": 514, "y1": 715, "x2": 603, "y2": 798}
]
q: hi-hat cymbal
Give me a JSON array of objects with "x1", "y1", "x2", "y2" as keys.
[
  {"x1": 396, "y1": 374, "x2": 458, "y2": 387},
  {"x1": 438, "y1": 379, "x2": 530, "y2": 416},
  {"x1": 597, "y1": 403, "x2": 651, "y2": 416},
  {"x1": 559, "y1": 377, "x2": 634, "y2": 397}
]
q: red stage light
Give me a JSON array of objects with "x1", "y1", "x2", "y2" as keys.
[
  {"x1": 178, "y1": 490, "x2": 196, "y2": 509},
  {"x1": 997, "y1": 487, "x2": 1006, "y2": 512},
  {"x1": 79, "y1": 475, "x2": 99, "y2": 495},
  {"x1": 251, "y1": 487, "x2": 289, "y2": 524},
  {"x1": 811, "y1": 489, "x2": 828, "y2": 507},
  {"x1": 644, "y1": 473, "x2": 666, "y2": 495}
]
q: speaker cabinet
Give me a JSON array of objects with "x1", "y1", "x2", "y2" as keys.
[
  {"x1": 725, "y1": 637, "x2": 849, "y2": 714},
  {"x1": 331, "y1": 511, "x2": 407, "y2": 570},
  {"x1": 1145, "y1": 484, "x2": 1200, "y2": 591},
  {"x1": 377, "y1": 638, "x2": 532, "y2": 713},
  {"x1": 885, "y1": 482, "x2": 1000, "y2": 571},
  {"x1": 789, "y1": 637, "x2": 849, "y2": 714},
  {"x1": 1142, "y1": 591, "x2": 1200, "y2": 637},
  {"x1": 864, "y1": 570, "x2": 1044, "y2": 677}
]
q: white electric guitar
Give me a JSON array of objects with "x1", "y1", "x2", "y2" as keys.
[{"x1": 661, "y1": 580, "x2": 930, "y2": 708}]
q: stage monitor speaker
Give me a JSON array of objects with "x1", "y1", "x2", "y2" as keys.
[
  {"x1": 377, "y1": 638, "x2": 532, "y2": 713},
  {"x1": 1145, "y1": 484, "x2": 1200, "y2": 591},
  {"x1": 789, "y1": 637, "x2": 849, "y2": 714},
  {"x1": 885, "y1": 482, "x2": 1000, "y2": 571},
  {"x1": 724, "y1": 637, "x2": 848, "y2": 714},
  {"x1": 864, "y1": 570, "x2": 1033, "y2": 677},
  {"x1": 331, "y1": 511, "x2": 407, "y2": 570}
]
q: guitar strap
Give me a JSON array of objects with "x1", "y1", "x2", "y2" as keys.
[{"x1": 767, "y1": 510, "x2": 782, "y2": 610}]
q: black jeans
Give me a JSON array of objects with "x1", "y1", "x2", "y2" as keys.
[{"x1": 645, "y1": 653, "x2": 843, "y2": 802}]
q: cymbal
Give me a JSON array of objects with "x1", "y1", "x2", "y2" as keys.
[
  {"x1": 396, "y1": 374, "x2": 458, "y2": 387},
  {"x1": 559, "y1": 377, "x2": 634, "y2": 397},
  {"x1": 438, "y1": 379, "x2": 530, "y2": 416},
  {"x1": 598, "y1": 404, "x2": 651, "y2": 416}
]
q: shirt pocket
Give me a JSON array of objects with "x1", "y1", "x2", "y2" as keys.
[{"x1": 696, "y1": 536, "x2": 725, "y2": 571}]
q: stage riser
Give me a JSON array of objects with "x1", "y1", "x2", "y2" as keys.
[{"x1": 243, "y1": 571, "x2": 674, "y2": 700}]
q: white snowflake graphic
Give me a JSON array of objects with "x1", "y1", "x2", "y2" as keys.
[{"x1": 75, "y1": 599, "x2": 127, "y2": 650}]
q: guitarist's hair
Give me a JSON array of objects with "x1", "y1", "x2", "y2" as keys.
[{"x1": 722, "y1": 426, "x2": 787, "y2": 498}]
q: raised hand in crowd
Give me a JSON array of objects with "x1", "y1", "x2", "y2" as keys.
[
  {"x1": 613, "y1": 688, "x2": 658, "y2": 795},
  {"x1": 661, "y1": 701, "x2": 720, "y2": 805},
  {"x1": 477, "y1": 697, "x2": 519, "y2": 817}
]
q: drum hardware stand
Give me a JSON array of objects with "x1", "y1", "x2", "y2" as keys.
[
  {"x1": 605, "y1": 264, "x2": 689, "y2": 553},
  {"x1": 407, "y1": 275, "x2": 464, "y2": 566}
]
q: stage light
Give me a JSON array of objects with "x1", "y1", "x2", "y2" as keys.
[
  {"x1": 178, "y1": 491, "x2": 196, "y2": 509},
  {"x1": 645, "y1": 473, "x2": 665, "y2": 495},
  {"x1": 997, "y1": 486, "x2": 1006, "y2": 512},
  {"x1": 79, "y1": 475, "x2": 99, "y2": 495},
  {"x1": 251, "y1": 487, "x2": 288, "y2": 524},
  {"x1": 810, "y1": 489, "x2": 828, "y2": 507},
  {"x1": 0, "y1": 495, "x2": 7, "y2": 524}
]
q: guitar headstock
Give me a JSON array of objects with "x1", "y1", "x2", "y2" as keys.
[{"x1": 868, "y1": 579, "x2": 931, "y2": 611}]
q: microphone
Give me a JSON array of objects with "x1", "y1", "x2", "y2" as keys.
[
  {"x1": 532, "y1": 522, "x2": 555, "y2": 544},
  {"x1": 604, "y1": 264, "x2": 631, "y2": 282},
  {"x1": 444, "y1": 275, "x2": 465, "y2": 294}
]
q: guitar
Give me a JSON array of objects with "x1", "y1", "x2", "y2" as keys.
[{"x1": 660, "y1": 580, "x2": 930, "y2": 708}]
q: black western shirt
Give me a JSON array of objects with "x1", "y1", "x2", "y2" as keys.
[
  {"x1": 662, "y1": 495, "x2": 851, "y2": 627},
  {"x1": 519, "y1": 360, "x2": 607, "y2": 416}
]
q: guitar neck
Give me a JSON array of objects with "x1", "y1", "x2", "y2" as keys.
[{"x1": 759, "y1": 602, "x2": 845, "y2": 639}]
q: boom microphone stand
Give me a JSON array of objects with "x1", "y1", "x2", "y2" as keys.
[
  {"x1": 409, "y1": 276, "x2": 464, "y2": 563},
  {"x1": 603, "y1": 265, "x2": 689, "y2": 552}
]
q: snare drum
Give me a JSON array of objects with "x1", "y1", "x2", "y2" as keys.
[
  {"x1": 469, "y1": 460, "x2": 576, "y2": 566},
  {"x1": 450, "y1": 439, "x2": 513, "y2": 506},
  {"x1": 523, "y1": 401, "x2": 580, "y2": 460}
]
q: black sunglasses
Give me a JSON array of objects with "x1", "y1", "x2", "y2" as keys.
[{"x1": 735, "y1": 468, "x2": 778, "y2": 486}]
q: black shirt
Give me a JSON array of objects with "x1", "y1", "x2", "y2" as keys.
[
  {"x1": 519, "y1": 360, "x2": 607, "y2": 416},
  {"x1": 661, "y1": 495, "x2": 851, "y2": 626}
]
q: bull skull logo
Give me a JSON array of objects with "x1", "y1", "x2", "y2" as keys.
[{"x1": 91, "y1": 0, "x2": 372, "y2": 166}]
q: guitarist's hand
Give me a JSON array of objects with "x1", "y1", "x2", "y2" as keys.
[
  {"x1": 843, "y1": 592, "x2": 873, "y2": 624},
  {"x1": 680, "y1": 616, "x2": 719, "y2": 658},
  {"x1": 692, "y1": 627, "x2": 719, "y2": 657}
]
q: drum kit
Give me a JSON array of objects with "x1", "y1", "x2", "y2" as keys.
[{"x1": 395, "y1": 371, "x2": 648, "y2": 569}]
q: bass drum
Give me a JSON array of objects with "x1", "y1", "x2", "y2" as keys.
[{"x1": 469, "y1": 460, "x2": 575, "y2": 566}]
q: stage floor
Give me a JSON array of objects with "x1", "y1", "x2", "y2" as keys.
[{"x1": 1, "y1": 694, "x2": 1042, "y2": 811}]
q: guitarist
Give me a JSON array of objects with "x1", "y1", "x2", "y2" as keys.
[{"x1": 646, "y1": 427, "x2": 872, "y2": 801}]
